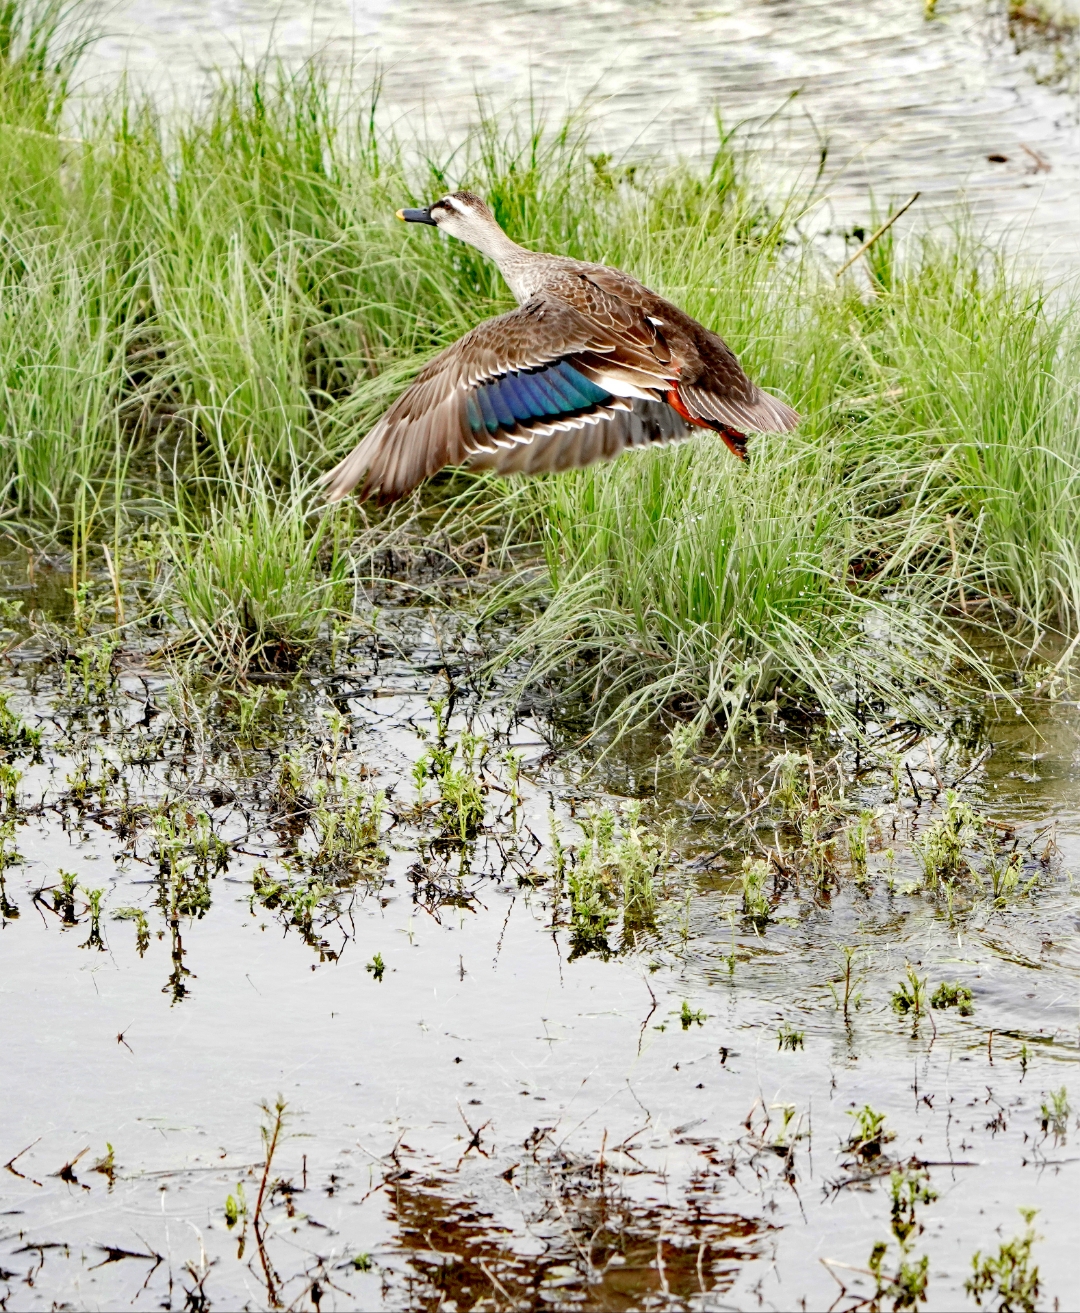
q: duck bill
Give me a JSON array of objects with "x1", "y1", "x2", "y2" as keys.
[{"x1": 396, "y1": 206, "x2": 438, "y2": 225}]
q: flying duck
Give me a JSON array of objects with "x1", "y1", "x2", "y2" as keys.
[{"x1": 322, "y1": 191, "x2": 799, "y2": 504}]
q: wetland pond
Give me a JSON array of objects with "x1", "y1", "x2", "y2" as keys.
[
  {"x1": 1, "y1": 2, "x2": 1079, "y2": 1307},
  {"x1": 0, "y1": 554, "x2": 1077, "y2": 1311}
]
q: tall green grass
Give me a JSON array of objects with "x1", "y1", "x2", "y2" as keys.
[{"x1": 0, "y1": 3, "x2": 1075, "y2": 725}]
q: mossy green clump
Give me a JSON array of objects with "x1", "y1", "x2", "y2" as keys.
[{"x1": 930, "y1": 980, "x2": 974, "y2": 1015}]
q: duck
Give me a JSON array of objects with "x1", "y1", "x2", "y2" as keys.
[{"x1": 321, "y1": 191, "x2": 798, "y2": 504}]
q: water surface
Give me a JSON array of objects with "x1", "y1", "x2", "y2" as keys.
[
  {"x1": 0, "y1": 559, "x2": 1076, "y2": 1310},
  {"x1": 72, "y1": 0, "x2": 1080, "y2": 269}
]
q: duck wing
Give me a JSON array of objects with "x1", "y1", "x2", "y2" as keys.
[
  {"x1": 574, "y1": 265, "x2": 801, "y2": 441},
  {"x1": 320, "y1": 290, "x2": 682, "y2": 504}
]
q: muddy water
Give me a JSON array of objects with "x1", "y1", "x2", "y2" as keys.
[
  {"x1": 0, "y1": 561, "x2": 1077, "y2": 1310},
  {"x1": 74, "y1": 0, "x2": 1080, "y2": 269}
]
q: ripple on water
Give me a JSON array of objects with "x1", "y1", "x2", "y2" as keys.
[{"x1": 73, "y1": 0, "x2": 1080, "y2": 270}]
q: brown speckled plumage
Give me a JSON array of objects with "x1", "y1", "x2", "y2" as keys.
[{"x1": 322, "y1": 191, "x2": 799, "y2": 504}]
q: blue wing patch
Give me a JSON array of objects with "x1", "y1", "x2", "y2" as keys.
[{"x1": 468, "y1": 361, "x2": 613, "y2": 436}]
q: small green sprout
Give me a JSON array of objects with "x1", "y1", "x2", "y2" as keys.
[
  {"x1": 1038, "y1": 1086, "x2": 1069, "y2": 1141},
  {"x1": 224, "y1": 1182, "x2": 247, "y2": 1228},
  {"x1": 830, "y1": 945, "x2": 864, "y2": 1016},
  {"x1": 55, "y1": 870, "x2": 79, "y2": 925},
  {"x1": 891, "y1": 965, "x2": 927, "y2": 1020},
  {"x1": 366, "y1": 952, "x2": 385, "y2": 982},
  {"x1": 680, "y1": 1001, "x2": 706, "y2": 1030},
  {"x1": 777, "y1": 1022, "x2": 805, "y2": 1051},
  {"x1": 740, "y1": 857, "x2": 771, "y2": 927},
  {"x1": 90, "y1": 1143, "x2": 116, "y2": 1186},
  {"x1": 846, "y1": 809, "x2": 875, "y2": 881},
  {"x1": 79, "y1": 886, "x2": 106, "y2": 951},
  {"x1": 352, "y1": 1253, "x2": 372, "y2": 1271},
  {"x1": 846, "y1": 1105, "x2": 895, "y2": 1160}
]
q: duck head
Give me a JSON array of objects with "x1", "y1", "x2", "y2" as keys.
[{"x1": 396, "y1": 191, "x2": 514, "y2": 260}]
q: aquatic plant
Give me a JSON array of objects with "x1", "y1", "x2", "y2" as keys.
[
  {"x1": 846, "y1": 810, "x2": 876, "y2": 882},
  {"x1": 891, "y1": 966, "x2": 928, "y2": 1021},
  {"x1": 914, "y1": 792, "x2": 982, "y2": 887},
  {"x1": 567, "y1": 808, "x2": 618, "y2": 952},
  {"x1": 616, "y1": 800, "x2": 661, "y2": 931},
  {"x1": 309, "y1": 778, "x2": 385, "y2": 874},
  {"x1": 1038, "y1": 1086, "x2": 1070, "y2": 1141},
  {"x1": 930, "y1": 980, "x2": 974, "y2": 1015},
  {"x1": 966, "y1": 1208, "x2": 1042, "y2": 1313},
  {"x1": 78, "y1": 885, "x2": 105, "y2": 951},
  {"x1": 845, "y1": 1105, "x2": 895, "y2": 1161},
  {"x1": 112, "y1": 906, "x2": 150, "y2": 956},
  {"x1": 53, "y1": 869, "x2": 78, "y2": 924},
  {"x1": 0, "y1": 762, "x2": 20, "y2": 815},
  {"x1": 435, "y1": 733, "x2": 486, "y2": 843},
  {"x1": 224, "y1": 1182, "x2": 248, "y2": 1229},
  {"x1": 61, "y1": 639, "x2": 117, "y2": 705},
  {"x1": 0, "y1": 821, "x2": 20, "y2": 919},
  {"x1": 90, "y1": 1143, "x2": 116, "y2": 1187},
  {"x1": 777, "y1": 1022, "x2": 805, "y2": 1051},
  {"x1": 863, "y1": 1167, "x2": 938, "y2": 1311},
  {"x1": 0, "y1": 691, "x2": 41, "y2": 756},
  {"x1": 564, "y1": 802, "x2": 666, "y2": 955},
  {"x1": 740, "y1": 856, "x2": 772, "y2": 927},
  {"x1": 985, "y1": 850, "x2": 1032, "y2": 903},
  {"x1": 831, "y1": 945, "x2": 865, "y2": 1016}
]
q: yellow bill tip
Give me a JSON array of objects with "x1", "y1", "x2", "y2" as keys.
[{"x1": 395, "y1": 208, "x2": 406, "y2": 221}]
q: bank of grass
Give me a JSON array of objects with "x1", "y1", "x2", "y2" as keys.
[{"x1": 0, "y1": 4, "x2": 1076, "y2": 731}]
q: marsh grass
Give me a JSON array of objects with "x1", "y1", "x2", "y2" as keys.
[
  {"x1": 168, "y1": 466, "x2": 351, "y2": 671},
  {"x1": 0, "y1": 4, "x2": 1075, "y2": 730}
]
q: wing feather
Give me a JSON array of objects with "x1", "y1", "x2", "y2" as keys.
[
  {"x1": 680, "y1": 382, "x2": 799, "y2": 434},
  {"x1": 467, "y1": 399, "x2": 694, "y2": 477}
]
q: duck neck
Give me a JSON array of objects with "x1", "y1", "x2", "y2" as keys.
[{"x1": 471, "y1": 224, "x2": 544, "y2": 304}]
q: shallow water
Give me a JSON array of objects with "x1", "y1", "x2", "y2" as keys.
[
  {"x1": 73, "y1": 0, "x2": 1080, "y2": 270},
  {"x1": 1, "y1": 560, "x2": 1077, "y2": 1310}
]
